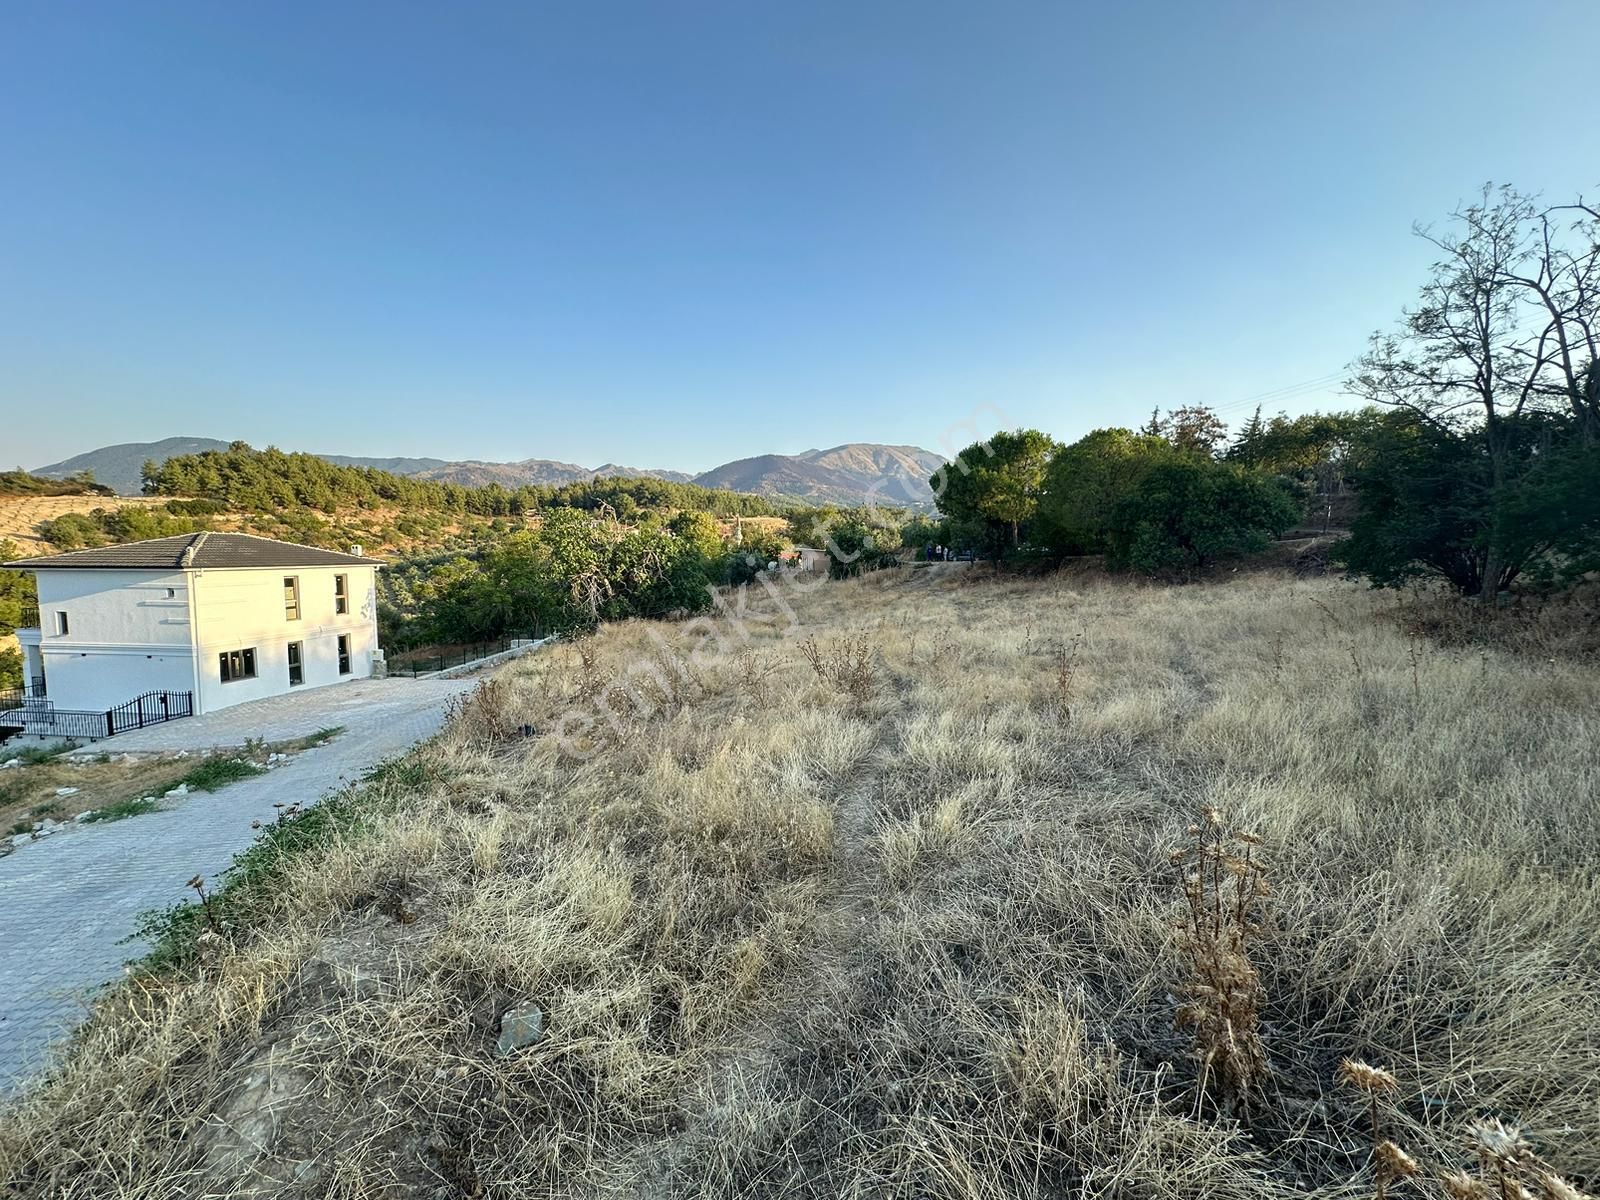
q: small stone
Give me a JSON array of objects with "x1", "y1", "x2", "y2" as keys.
[
  {"x1": 496, "y1": 1001, "x2": 545, "y2": 1056},
  {"x1": 175, "y1": 750, "x2": 189, "y2": 759},
  {"x1": 10, "y1": 833, "x2": 31, "y2": 848},
  {"x1": 74, "y1": 810, "x2": 96, "y2": 823},
  {"x1": 165, "y1": 784, "x2": 189, "y2": 798},
  {"x1": 1, "y1": 758, "x2": 19, "y2": 769},
  {"x1": 55, "y1": 786, "x2": 80, "y2": 797}
]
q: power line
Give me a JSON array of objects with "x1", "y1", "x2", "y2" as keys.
[{"x1": 1207, "y1": 371, "x2": 1351, "y2": 417}]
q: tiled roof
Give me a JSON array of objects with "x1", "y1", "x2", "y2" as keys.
[{"x1": 3, "y1": 532, "x2": 380, "y2": 571}]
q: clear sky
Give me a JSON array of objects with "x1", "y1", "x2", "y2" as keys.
[{"x1": 4, "y1": 1, "x2": 1596, "y2": 471}]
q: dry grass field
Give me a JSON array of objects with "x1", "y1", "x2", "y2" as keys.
[
  {"x1": 2, "y1": 566, "x2": 1596, "y2": 1198},
  {"x1": 0, "y1": 494, "x2": 176, "y2": 557}
]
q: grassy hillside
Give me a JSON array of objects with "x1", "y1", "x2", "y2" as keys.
[
  {"x1": 31, "y1": 438, "x2": 232, "y2": 495},
  {"x1": 3, "y1": 568, "x2": 1594, "y2": 1196}
]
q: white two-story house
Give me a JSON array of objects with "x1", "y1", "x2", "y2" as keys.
[{"x1": 5, "y1": 533, "x2": 380, "y2": 719}]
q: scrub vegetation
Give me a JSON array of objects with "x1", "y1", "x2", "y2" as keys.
[{"x1": 2, "y1": 566, "x2": 1594, "y2": 1198}]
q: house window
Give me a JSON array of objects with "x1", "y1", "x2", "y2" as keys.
[
  {"x1": 287, "y1": 641, "x2": 304, "y2": 687},
  {"x1": 284, "y1": 576, "x2": 300, "y2": 621},
  {"x1": 334, "y1": 574, "x2": 349, "y2": 615},
  {"x1": 219, "y1": 648, "x2": 258, "y2": 683},
  {"x1": 337, "y1": 634, "x2": 352, "y2": 675},
  {"x1": 54, "y1": 611, "x2": 69, "y2": 636}
]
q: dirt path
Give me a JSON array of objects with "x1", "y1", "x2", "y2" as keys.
[{"x1": 0, "y1": 677, "x2": 479, "y2": 1089}]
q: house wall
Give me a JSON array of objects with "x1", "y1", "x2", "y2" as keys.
[
  {"x1": 190, "y1": 564, "x2": 379, "y2": 714},
  {"x1": 32, "y1": 570, "x2": 195, "y2": 712}
]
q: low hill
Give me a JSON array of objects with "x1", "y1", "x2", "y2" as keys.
[{"x1": 33, "y1": 437, "x2": 232, "y2": 495}]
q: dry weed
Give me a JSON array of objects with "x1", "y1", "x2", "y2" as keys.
[
  {"x1": 798, "y1": 631, "x2": 875, "y2": 701},
  {"x1": 1172, "y1": 806, "x2": 1270, "y2": 1115}
]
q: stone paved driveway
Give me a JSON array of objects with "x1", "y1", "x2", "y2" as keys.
[{"x1": 0, "y1": 677, "x2": 480, "y2": 1089}]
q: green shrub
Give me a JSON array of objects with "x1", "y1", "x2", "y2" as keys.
[
  {"x1": 1106, "y1": 460, "x2": 1300, "y2": 575},
  {"x1": 178, "y1": 757, "x2": 265, "y2": 792},
  {"x1": 81, "y1": 796, "x2": 161, "y2": 823}
]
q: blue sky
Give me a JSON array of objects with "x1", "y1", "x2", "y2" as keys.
[{"x1": 4, "y1": 2, "x2": 1596, "y2": 471}]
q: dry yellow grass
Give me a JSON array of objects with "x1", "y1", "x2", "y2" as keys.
[
  {"x1": 1, "y1": 566, "x2": 1596, "y2": 1198},
  {"x1": 0, "y1": 494, "x2": 179, "y2": 557}
]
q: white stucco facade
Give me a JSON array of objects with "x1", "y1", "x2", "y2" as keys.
[{"x1": 26, "y1": 562, "x2": 379, "y2": 716}]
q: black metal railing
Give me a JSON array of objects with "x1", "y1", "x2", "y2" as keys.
[
  {"x1": 107, "y1": 690, "x2": 194, "y2": 735},
  {"x1": 17, "y1": 602, "x2": 39, "y2": 629},
  {"x1": 0, "y1": 689, "x2": 193, "y2": 741},
  {"x1": 396, "y1": 635, "x2": 537, "y2": 679},
  {"x1": 0, "y1": 678, "x2": 48, "y2": 709}
]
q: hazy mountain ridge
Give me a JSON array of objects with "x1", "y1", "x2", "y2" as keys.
[
  {"x1": 30, "y1": 437, "x2": 233, "y2": 496},
  {"x1": 35, "y1": 439, "x2": 943, "y2": 506}
]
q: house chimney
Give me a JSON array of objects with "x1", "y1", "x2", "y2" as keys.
[{"x1": 350, "y1": 544, "x2": 363, "y2": 557}]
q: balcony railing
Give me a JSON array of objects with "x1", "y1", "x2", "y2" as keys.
[{"x1": 16, "y1": 602, "x2": 39, "y2": 630}]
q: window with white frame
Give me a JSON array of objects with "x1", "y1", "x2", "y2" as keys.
[
  {"x1": 334, "y1": 574, "x2": 349, "y2": 615},
  {"x1": 284, "y1": 576, "x2": 300, "y2": 621}
]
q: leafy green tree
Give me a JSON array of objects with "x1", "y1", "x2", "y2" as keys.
[
  {"x1": 723, "y1": 525, "x2": 789, "y2": 584},
  {"x1": 1106, "y1": 460, "x2": 1299, "y2": 575},
  {"x1": 1037, "y1": 428, "x2": 1176, "y2": 554},
  {"x1": 0, "y1": 538, "x2": 35, "y2": 690},
  {"x1": 821, "y1": 517, "x2": 901, "y2": 578},
  {"x1": 1351, "y1": 185, "x2": 1600, "y2": 596},
  {"x1": 932, "y1": 429, "x2": 1056, "y2": 554},
  {"x1": 667, "y1": 509, "x2": 725, "y2": 562},
  {"x1": 0, "y1": 539, "x2": 36, "y2": 634},
  {"x1": 899, "y1": 513, "x2": 948, "y2": 553},
  {"x1": 1334, "y1": 412, "x2": 1599, "y2": 594},
  {"x1": 1157, "y1": 405, "x2": 1229, "y2": 456}
]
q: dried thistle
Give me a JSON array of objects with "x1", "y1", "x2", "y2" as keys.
[
  {"x1": 186, "y1": 873, "x2": 223, "y2": 936},
  {"x1": 1339, "y1": 1056, "x2": 1407, "y2": 1199},
  {"x1": 1536, "y1": 1174, "x2": 1594, "y2": 1200},
  {"x1": 1171, "y1": 807, "x2": 1270, "y2": 1115},
  {"x1": 1468, "y1": 1117, "x2": 1531, "y2": 1163},
  {"x1": 798, "y1": 633, "x2": 874, "y2": 702},
  {"x1": 1376, "y1": 1141, "x2": 1419, "y2": 1179},
  {"x1": 1442, "y1": 1172, "x2": 1494, "y2": 1200},
  {"x1": 1339, "y1": 1058, "x2": 1400, "y2": 1095},
  {"x1": 1051, "y1": 629, "x2": 1084, "y2": 722}
]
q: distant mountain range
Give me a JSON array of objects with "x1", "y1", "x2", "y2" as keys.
[{"x1": 33, "y1": 438, "x2": 944, "y2": 507}]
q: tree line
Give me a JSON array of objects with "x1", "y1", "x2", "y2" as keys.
[
  {"x1": 379, "y1": 509, "x2": 791, "y2": 648},
  {"x1": 931, "y1": 187, "x2": 1600, "y2": 597},
  {"x1": 143, "y1": 444, "x2": 788, "y2": 518}
]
